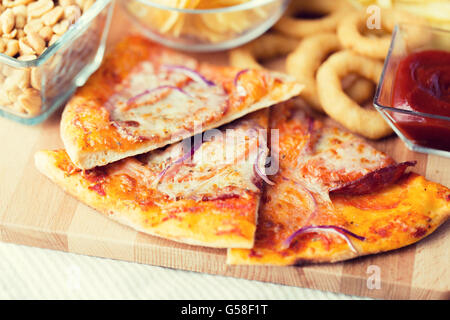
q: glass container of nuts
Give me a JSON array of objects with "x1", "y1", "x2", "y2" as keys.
[{"x1": 0, "y1": 0, "x2": 114, "y2": 124}]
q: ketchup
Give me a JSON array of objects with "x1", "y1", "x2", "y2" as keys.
[{"x1": 392, "y1": 50, "x2": 450, "y2": 152}]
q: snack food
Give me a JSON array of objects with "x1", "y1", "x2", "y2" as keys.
[
  {"x1": 0, "y1": 0, "x2": 99, "y2": 117},
  {"x1": 285, "y1": 33, "x2": 374, "y2": 111},
  {"x1": 337, "y1": 8, "x2": 418, "y2": 59},
  {"x1": 125, "y1": 0, "x2": 276, "y2": 44},
  {"x1": 228, "y1": 103, "x2": 450, "y2": 265},
  {"x1": 273, "y1": 0, "x2": 353, "y2": 38},
  {"x1": 342, "y1": 73, "x2": 375, "y2": 105},
  {"x1": 316, "y1": 50, "x2": 392, "y2": 139},
  {"x1": 61, "y1": 35, "x2": 303, "y2": 169},
  {"x1": 36, "y1": 110, "x2": 269, "y2": 248},
  {"x1": 229, "y1": 32, "x2": 299, "y2": 70}
]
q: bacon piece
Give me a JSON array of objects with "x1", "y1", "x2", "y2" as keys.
[
  {"x1": 89, "y1": 183, "x2": 106, "y2": 196},
  {"x1": 82, "y1": 167, "x2": 107, "y2": 183},
  {"x1": 329, "y1": 161, "x2": 417, "y2": 196}
]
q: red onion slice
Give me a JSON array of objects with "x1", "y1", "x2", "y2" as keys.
[
  {"x1": 254, "y1": 149, "x2": 275, "y2": 185},
  {"x1": 153, "y1": 138, "x2": 204, "y2": 187},
  {"x1": 329, "y1": 161, "x2": 417, "y2": 196},
  {"x1": 283, "y1": 225, "x2": 365, "y2": 252},
  {"x1": 293, "y1": 179, "x2": 318, "y2": 224},
  {"x1": 281, "y1": 176, "x2": 318, "y2": 225},
  {"x1": 233, "y1": 69, "x2": 249, "y2": 86},
  {"x1": 161, "y1": 65, "x2": 215, "y2": 86},
  {"x1": 127, "y1": 85, "x2": 191, "y2": 105}
]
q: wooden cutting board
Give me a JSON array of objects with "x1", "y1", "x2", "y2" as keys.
[{"x1": 0, "y1": 4, "x2": 448, "y2": 300}]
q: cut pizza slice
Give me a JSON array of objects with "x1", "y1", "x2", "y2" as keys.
[
  {"x1": 61, "y1": 35, "x2": 303, "y2": 169},
  {"x1": 228, "y1": 103, "x2": 450, "y2": 265},
  {"x1": 36, "y1": 110, "x2": 269, "y2": 248}
]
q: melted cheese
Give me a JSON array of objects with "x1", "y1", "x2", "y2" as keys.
[
  {"x1": 154, "y1": 126, "x2": 262, "y2": 199},
  {"x1": 286, "y1": 127, "x2": 393, "y2": 204},
  {"x1": 112, "y1": 118, "x2": 266, "y2": 200},
  {"x1": 107, "y1": 62, "x2": 228, "y2": 140}
]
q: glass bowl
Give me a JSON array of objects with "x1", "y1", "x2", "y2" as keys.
[
  {"x1": 374, "y1": 23, "x2": 450, "y2": 158},
  {"x1": 122, "y1": 0, "x2": 291, "y2": 52},
  {"x1": 0, "y1": 0, "x2": 115, "y2": 125}
]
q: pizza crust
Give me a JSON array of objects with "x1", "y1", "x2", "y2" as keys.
[
  {"x1": 35, "y1": 150, "x2": 260, "y2": 248},
  {"x1": 228, "y1": 173, "x2": 450, "y2": 265}
]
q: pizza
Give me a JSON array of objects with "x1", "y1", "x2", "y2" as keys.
[
  {"x1": 227, "y1": 103, "x2": 450, "y2": 265},
  {"x1": 36, "y1": 110, "x2": 269, "y2": 248},
  {"x1": 61, "y1": 35, "x2": 303, "y2": 169}
]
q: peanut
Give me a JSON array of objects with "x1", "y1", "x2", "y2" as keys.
[
  {"x1": 3, "y1": 75, "x2": 19, "y2": 91},
  {"x1": 63, "y1": 4, "x2": 80, "y2": 24},
  {"x1": 4, "y1": 38, "x2": 19, "y2": 56},
  {"x1": 38, "y1": 25, "x2": 52, "y2": 41},
  {"x1": 17, "y1": 54, "x2": 37, "y2": 61},
  {"x1": 18, "y1": 88, "x2": 42, "y2": 115},
  {"x1": 12, "y1": 5, "x2": 27, "y2": 17},
  {"x1": 0, "y1": 90, "x2": 11, "y2": 106},
  {"x1": 0, "y1": 38, "x2": 5, "y2": 52},
  {"x1": 3, "y1": 0, "x2": 34, "y2": 8},
  {"x1": 19, "y1": 37, "x2": 35, "y2": 55},
  {"x1": 7, "y1": 87, "x2": 22, "y2": 102},
  {"x1": 0, "y1": 8, "x2": 15, "y2": 34},
  {"x1": 59, "y1": 0, "x2": 75, "y2": 7},
  {"x1": 26, "y1": 31, "x2": 45, "y2": 54},
  {"x1": 2, "y1": 28, "x2": 16, "y2": 39},
  {"x1": 10, "y1": 68, "x2": 31, "y2": 90},
  {"x1": 42, "y1": 6, "x2": 63, "y2": 26},
  {"x1": 17, "y1": 28, "x2": 26, "y2": 39},
  {"x1": 15, "y1": 14, "x2": 26, "y2": 28},
  {"x1": 27, "y1": 0, "x2": 54, "y2": 19},
  {"x1": 48, "y1": 33, "x2": 59, "y2": 45},
  {"x1": 24, "y1": 18, "x2": 43, "y2": 34},
  {"x1": 52, "y1": 19, "x2": 68, "y2": 35},
  {"x1": 30, "y1": 66, "x2": 41, "y2": 89},
  {"x1": 1, "y1": 64, "x2": 15, "y2": 77}
]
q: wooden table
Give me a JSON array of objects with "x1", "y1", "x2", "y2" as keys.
[{"x1": 0, "y1": 3, "x2": 448, "y2": 300}]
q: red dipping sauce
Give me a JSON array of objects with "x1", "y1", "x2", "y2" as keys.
[{"x1": 392, "y1": 50, "x2": 450, "y2": 151}]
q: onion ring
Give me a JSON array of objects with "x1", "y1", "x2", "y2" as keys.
[
  {"x1": 286, "y1": 33, "x2": 375, "y2": 111},
  {"x1": 337, "y1": 9, "x2": 419, "y2": 59},
  {"x1": 273, "y1": 0, "x2": 353, "y2": 39},
  {"x1": 316, "y1": 50, "x2": 393, "y2": 139},
  {"x1": 342, "y1": 73, "x2": 375, "y2": 105},
  {"x1": 229, "y1": 32, "x2": 299, "y2": 70}
]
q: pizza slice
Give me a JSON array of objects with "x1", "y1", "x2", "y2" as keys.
[
  {"x1": 228, "y1": 103, "x2": 450, "y2": 265},
  {"x1": 36, "y1": 110, "x2": 269, "y2": 248},
  {"x1": 61, "y1": 35, "x2": 303, "y2": 169}
]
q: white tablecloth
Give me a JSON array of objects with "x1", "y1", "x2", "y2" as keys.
[{"x1": 0, "y1": 242, "x2": 368, "y2": 300}]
